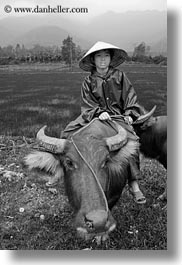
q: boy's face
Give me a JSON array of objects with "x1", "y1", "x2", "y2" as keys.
[{"x1": 94, "y1": 50, "x2": 111, "y2": 71}]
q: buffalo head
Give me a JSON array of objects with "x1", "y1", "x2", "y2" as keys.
[{"x1": 24, "y1": 119, "x2": 139, "y2": 242}]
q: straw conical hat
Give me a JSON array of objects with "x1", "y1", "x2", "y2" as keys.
[{"x1": 79, "y1": 41, "x2": 127, "y2": 71}]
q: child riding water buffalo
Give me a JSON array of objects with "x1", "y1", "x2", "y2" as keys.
[{"x1": 61, "y1": 41, "x2": 150, "y2": 204}]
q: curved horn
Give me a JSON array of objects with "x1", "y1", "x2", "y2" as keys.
[
  {"x1": 133, "y1": 105, "x2": 156, "y2": 125},
  {"x1": 105, "y1": 122, "x2": 128, "y2": 151},
  {"x1": 37, "y1": 125, "x2": 68, "y2": 154}
]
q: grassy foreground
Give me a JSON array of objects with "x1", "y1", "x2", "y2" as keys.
[{"x1": 0, "y1": 135, "x2": 166, "y2": 250}]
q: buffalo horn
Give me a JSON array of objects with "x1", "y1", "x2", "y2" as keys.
[
  {"x1": 105, "y1": 122, "x2": 128, "y2": 151},
  {"x1": 36, "y1": 125, "x2": 68, "y2": 154}
]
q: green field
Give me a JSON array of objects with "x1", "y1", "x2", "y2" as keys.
[{"x1": 0, "y1": 63, "x2": 167, "y2": 250}]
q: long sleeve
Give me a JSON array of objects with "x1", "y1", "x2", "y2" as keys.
[
  {"x1": 121, "y1": 73, "x2": 146, "y2": 120},
  {"x1": 80, "y1": 78, "x2": 104, "y2": 122}
]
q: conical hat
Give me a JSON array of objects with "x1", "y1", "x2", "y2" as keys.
[{"x1": 79, "y1": 41, "x2": 127, "y2": 72}]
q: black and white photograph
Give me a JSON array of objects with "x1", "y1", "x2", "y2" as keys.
[{"x1": 0, "y1": 0, "x2": 168, "y2": 251}]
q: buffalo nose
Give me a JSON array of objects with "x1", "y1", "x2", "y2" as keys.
[{"x1": 85, "y1": 210, "x2": 108, "y2": 230}]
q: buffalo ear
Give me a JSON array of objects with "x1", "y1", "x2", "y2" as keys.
[{"x1": 24, "y1": 151, "x2": 64, "y2": 178}]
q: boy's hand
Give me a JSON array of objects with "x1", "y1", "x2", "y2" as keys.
[
  {"x1": 124, "y1": 116, "x2": 133, "y2": 125},
  {"x1": 99, "y1": 112, "x2": 111, "y2": 120}
]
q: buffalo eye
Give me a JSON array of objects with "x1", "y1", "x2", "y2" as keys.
[
  {"x1": 64, "y1": 157, "x2": 76, "y2": 170},
  {"x1": 101, "y1": 155, "x2": 110, "y2": 169}
]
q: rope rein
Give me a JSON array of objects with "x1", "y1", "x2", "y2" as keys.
[
  {"x1": 69, "y1": 116, "x2": 132, "y2": 213},
  {"x1": 70, "y1": 118, "x2": 110, "y2": 212},
  {"x1": 71, "y1": 137, "x2": 109, "y2": 212}
]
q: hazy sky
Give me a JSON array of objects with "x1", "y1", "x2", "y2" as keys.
[{"x1": 0, "y1": 0, "x2": 166, "y2": 20}]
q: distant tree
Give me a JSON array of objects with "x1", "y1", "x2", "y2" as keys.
[
  {"x1": 61, "y1": 36, "x2": 76, "y2": 68},
  {"x1": 0, "y1": 43, "x2": 83, "y2": 65},
  {"x1": 152, "y1": 55, "x2": 167, "y2": 65},
  {"x1": 145, "y1": 45, "x2": 151, "y2": 56},
  {"x1": 15, "y1": 43, "x2": 21, "y2": 57},
  {"x1": 5, "y1": 45, "x2": 14, "y2": 56},
  {"x1": 133, "y1": 42, "x2": 146, "y2": 57},
  {"x1": 132, "y1": 42, "x2": 152, "y2": 63},
  {"x1": 75, "y1": 45, "x2": 83, "y2": 61}
]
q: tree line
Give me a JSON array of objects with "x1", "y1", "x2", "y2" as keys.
[
  {"x1": 0, "y1": 36, "x2": 84, "y2": 66},
  {"x1": 130, "y1": 42, "x2": 167, "y2": 65},
  {"x1": 0, "y1": 37, "x2": 167, "y2": 66}
]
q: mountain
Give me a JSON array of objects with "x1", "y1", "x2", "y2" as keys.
[
  {"x1": 11, "y1": 26, "x2": 68, "y2": 47},
  {"x1": 0, "y1": 14, "x2": 80, "y2": 36},
  {"x1": 0, "y1": 25, "x2": 17, "y2": 46},
  {"x1": 81, "y1": 10, "x2": 167, "y2": 53},
  {"x1": 12, "y1": 25, "x2": 91, "y2": 48},
  {"x1": 0, "y1": 14, "x2": 91, "y2": 48},
  {"x1": 0, "y1": 10, "x2": 167, "y2": 54}
]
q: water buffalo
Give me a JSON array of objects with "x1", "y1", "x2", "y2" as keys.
[
  {"x1": 133, "y1": 115, "x2": 167, "y2": 201},
  {"x1": 24, "y1": 118, "x2": 139, "y2": 242},
  {"x1": 24, "y1": 114, "x2": 167, "y2": 242}
]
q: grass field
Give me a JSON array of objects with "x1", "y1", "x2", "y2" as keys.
[
  {"x1": 0, "y1": 63, "x2": 167, "y2": 250},
  {"x1": 0, "y1": 63, "x2": 167, "y2": 137}
]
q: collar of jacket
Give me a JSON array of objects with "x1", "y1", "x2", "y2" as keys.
[{"x1": 91, "y1": 67, "x2": 115, "y2": 81}]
